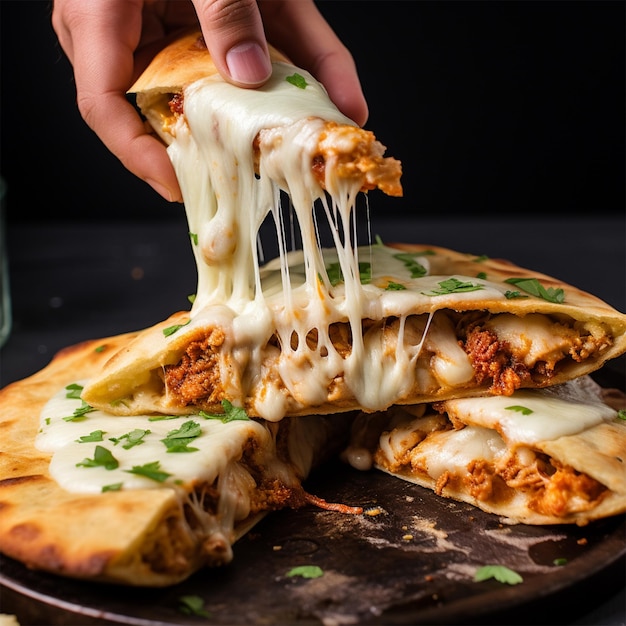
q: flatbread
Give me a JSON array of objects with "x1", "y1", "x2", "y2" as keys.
[
  {"x1": 0, "y1": 335, "x2": 354, "y2": 586},
  {"x1": 81, "y1": 243, "x2": 626, "y2": 420},
  {"x1": 344, "y1": 376, "x2": 626, "y2": 525}
]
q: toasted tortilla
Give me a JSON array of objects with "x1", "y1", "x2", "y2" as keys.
[
  {"x1": 0, "y1": 335, "x2": 353, "y2": 586},
  {"x1": 344, "y1": 376, "x2": 626, "y2": 525}
]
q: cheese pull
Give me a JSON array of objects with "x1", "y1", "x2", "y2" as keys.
[{"x1": 129, "y1": 30, "x2": 402, "y2": 197}]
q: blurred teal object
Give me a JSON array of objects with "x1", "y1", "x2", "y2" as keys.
[{"x1": 0, "y1": 177, "x2": 11, "y2": 347}]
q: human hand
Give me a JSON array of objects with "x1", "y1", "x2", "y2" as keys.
[{"x1": 52, "y1": 0, "x2": 369, "y2": 203}]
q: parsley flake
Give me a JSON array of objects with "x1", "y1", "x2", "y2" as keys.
[
  {"x1": 386, "y1": 281, "x2": 407, "y2": 291},
  {"x1": 125, "y1": 461, "x2": 171, "y2": 483},
  {"x1": 504, "y1": 277, "x2": 565, "y2": 303},
  {"x1": 63, "y1": 400, "x2": 96, "y2": 422},
  {"x1": 65, "y1": 383, "x2": 84, "y2": 400},
  {"x1": 504, "y1": 290, "x2": 529, "y2": 300},
  {"x1": 505, "y1": 405, "x2": 533, "y2": 416},
  {"x1": 474, "y1": 565, "x2": 523, "y2": 585},
  {"x1": 102, "y1": 482, "x2": 123, "y2": 493},
  {"x1": 163, "y1": 319, "x2": 191, "y2": 337},
  {"x1": 286, "y1": 565, "x2": 324, "y2": 579},
  {"x1": 200, "y1": 400, "x2": 250, "y2": 423},
  {"x1": 423, "y1": 277, "x2": 484, "y2": 296},
  {"x1": 179, "y1": 595, "x2": 211, "y2": 618},
  {"x1": 326, "y1": 261, "x2": 371, "y2": 286},
  {"x1": 161, "y1": 420, "x2": 201, "y2": 453},
  {"x1": 617, "y1": 409, "x2": 626, "y2": 421},
  {"x1": 109, "y1": 428, "x2": 151, "y2": 450},
  {"x1": 393, "y1": 252, "x2": 428, "y2": 278},
  {"x1": 76, "y1": 430, "x2": 106, "y2": 443},
  {"x1": 76, "y1": 445, "x2": 119, "y2": 470},
  {"x1": 286, "y1": 72, "x2": 308, "y2": 89}
]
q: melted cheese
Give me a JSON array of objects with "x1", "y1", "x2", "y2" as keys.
[
  {"x1": 35, "y1": 382, "x2": 286, "y2": 495},
  {"x1": 443, "y1": 387, "x2": 615, "y2": 444}
]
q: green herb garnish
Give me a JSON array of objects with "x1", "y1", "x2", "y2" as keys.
[
  {"x1": 474, "y1": 565, "x2": 523, "y2": 585},
  {"x1": 286, "y1": 565, "x2": 324, "y2": 579},
  {"x1": 423, "y1": 277, "x2": 484, "y2": 296},
  {"x1": 286, "y1": 72, "x2": 308, "y2": 89},
  {"x1": 102, "y1": 482, "x2": 123, "y2": 492},
  {"x1": 163, "y1": 319, "x2": 191, "y2": 337},
  {"x1": 189, "y1": 232, "x2": 198, "y2": 245},
  {"x1": 326, "y1": 261, "x2": 371, "y2": 286},
  {"x1": 65, "y1": 383, "x2": 84, "y2": 400},
  {"x1": 125, "y1": 461, "x2": 171, "y2": 483},
  {"x1": 505, "y1": 405, "x2": 533, "y2": 416},
  {"x1": 504, "y1": 277, "x2": 565, "y2": 303},
  {"x1": 76, "y1": 430, "x2": 106, "y2": 443},
  {"x1": 393, "y1": 252, "x2": 428, "y2": 278},
  {"x1": 553, "y1": 557, "x2": 568, "y2": 566},
  {"x1": 63, "y1": 400, "x2": 96, "y2": 422},
  {"x1": 504, "y1": 290, "x2": 529, "y2": 300},
  {"x1": 199, "y1": 399, "x2": 250, "y2": 423},
  {"x1": 109, "y1": 428, "x2": 151, "y2": 450},
  {"x1": 161, "y1": 420, "x2": 201, "y2": 453},
  {"x1": 386, "y1": 281, "x2": 407, "y2": 291},
  {"x1": 179, "y1": 595, "x2": 211, "y2": 618},
  {"x1": 617, "y1": 409, "x2": 626, "y2": 421},
  {"x1": 76, "y1": 445, "x2": 119, "y2": 470}
]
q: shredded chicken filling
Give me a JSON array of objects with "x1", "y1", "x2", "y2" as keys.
[{"x1": 161, "y1": 312, "x2": 613, "y2": 409}]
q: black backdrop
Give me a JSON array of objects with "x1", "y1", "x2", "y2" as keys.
[{"x1": 1, "y1": 0, "x2": 624, "y2": 223}]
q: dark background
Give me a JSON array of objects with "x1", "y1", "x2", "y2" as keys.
[{"x1": 1, "y1": 0, "x2": 624, "y2": 223}]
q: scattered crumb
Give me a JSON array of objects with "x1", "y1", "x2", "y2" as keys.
[{"x1": 577, "y1": 538, "x2": 588, "y2": 546}]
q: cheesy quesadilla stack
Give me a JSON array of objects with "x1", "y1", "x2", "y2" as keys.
[{"x1": 1, "y1": 30, "x2": 625, "y2": 587}]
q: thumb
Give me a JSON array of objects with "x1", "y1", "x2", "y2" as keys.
[{"x1": 192, "y1": 0, "x2": 272, "y2": 87}]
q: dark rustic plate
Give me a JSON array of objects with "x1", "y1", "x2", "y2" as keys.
[{"x1": 1, "y1": 367, "x2": 625, "y2": 626}]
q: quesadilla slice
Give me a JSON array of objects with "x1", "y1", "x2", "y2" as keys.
[
  {"x1": 0, "y1": 335, "x2": 356, "y2": 586},
  {"x1": 81, "y1": 243, "x2": 626, "y2": 420},
  {"x1": 344, "y1": 375, "x2": 626, "y2": 525}
]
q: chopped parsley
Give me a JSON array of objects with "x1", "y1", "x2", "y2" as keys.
[
  {"x1": 505, "y1": 405, "x2": 533, "y2": 416},
  {"x1": 386, "y1": 281, "x2": 406, "y2": 291},
  {"x1": 76, "y1": 445, "x2": 119, "y2": 470},
  {"x1": 189, "y1": 232, "x2": 198, "y2": 245},
  {"x1": 423, "y1": 277, "x2": 484, "y2": 296},
  {"x1": 63, "y1": 400, "x2": 96, "y2": 422},
  {"x1": 476, "y1": 271, "x2": 487, "y2": 280},
  {"x1": 200, "y1": 399, "x2": 250, "y2": 423},
  {"x1": 161, "y1": 420, "x2": 201, "y2": 453},
  {"x1": 286, "y1": 565, "x2": 324, "y2": 579},
  {"x1": 102, "y1": 482, "x2": 123, "y2": 493},
  {"x1": 94, "y1": 345, "x2": 106, "y2": 353},
  {"x1": 473, "y1": 254, "x2": 489, "y2": 263},
  {"x1": 504, "y1": 290, "x2": 529, "y2": 300},
  {"x1": 109, "y1": 428, "x2": 151, "y2": 450},
  {"x1": 393, "y1": 252, "x2": 428, "y2": 278},
  {"x1": 285, "y1": 72, "x2": 308, "y2": 89},
  {"x1": 163, "y1": 319, "x2": 191, "y2": 337},
  {"x1": 553, "y1": 557, "x2": 568, "y2": 566},
  {"x1": 65, "y1": 383, "x2": 84, "y2": 400},
  {"x1": 125, "y1": 461, "x2": 171, "y2": 483},
  {"x1": 76, "y1": 430, "x2": 106, "y2": 443},
  {"x1": 179, "y1": 595, "x2": 211, "y2": 618},
  {"x1": 474, "y1": 565, "x2": 523, "y2": 585},
  {"x1": 617, "y1": 409, "x2": 626, "y2": 421},
  {"x1": 326, "y1": 261, "x2": 371, "y2": 286},
  {"x1": 504, "y1": 277, "x2": 565, "y2": 303}
]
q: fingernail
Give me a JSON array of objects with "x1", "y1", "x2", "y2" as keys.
[
  {"x1": 146, "y1": 178, "x2": 181, "y2": 203},
  {"x1": 226, "y1": 42, "x2": 272, "y2": 85}
]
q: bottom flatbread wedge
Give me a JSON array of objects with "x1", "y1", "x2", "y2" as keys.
[
  {"x1": 0, "y1": 335, "x2": 354, "y2": 586},
  {"x1": 344, "y1": 376, "x2": 626, "y2": 525}
]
